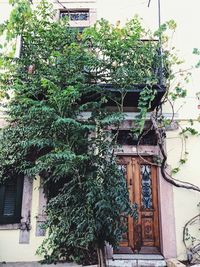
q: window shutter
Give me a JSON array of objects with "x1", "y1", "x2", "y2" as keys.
[
  {"x1": 0, "y1": 176, "x2": 24, "y2": 224},
  {"x1": 3, "y1": 181, "x2": 16, "y2": 216}
]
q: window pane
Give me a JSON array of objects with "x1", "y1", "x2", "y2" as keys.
[
  {"x1": 140, "y1": 165, "x2": 153, "y2": 209},
  {"x1": 60, "y1": 11, "x2": 89, "y2": 21}
]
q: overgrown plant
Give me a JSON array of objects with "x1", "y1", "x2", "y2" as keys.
[
  {"x1": 0, "y1": 0, "x2": 159, "y2": 266},
  {"x1": 37, "y1": 128, "x2": 137, "y2": 265},
  {"x1": 1, "y1": 0, "x2": 200, "y2": 266}
]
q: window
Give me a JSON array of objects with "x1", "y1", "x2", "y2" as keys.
[
  {"x1": 60, "y1": 9, "x2": 91, "y2": 31},
  {"x1": 60, "y1": 10, "x2": 89, "y2": 21},
  {"x1": 0, "y1": 176, "x2": 24, "y2": 224}
]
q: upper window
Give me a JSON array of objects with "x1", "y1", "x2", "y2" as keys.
[
  {"x1": 0, "y1": 176, "x2": 24, "y2": 224},
  {"x1": 60, "y1": 9, "x2": 91, "y2": 31},
  {"x1": 60, "y1": 10, "x2": 89, "y2": 21}
]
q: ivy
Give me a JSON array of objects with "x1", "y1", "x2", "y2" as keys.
[
  {"x1": 193, "y1": 48, "x2": 200, "y2": 68},
  {"x1": 171, "y1": 125, "x2": 199, "y2": 175},
  {"x1": 134, "y1": 86, "x2": 156, "y2": 135},
  {"x1": 170, "y1": 86, "x2": 187, "y2": 101}
]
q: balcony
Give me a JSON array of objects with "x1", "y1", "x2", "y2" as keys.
[
  {"x1": 80, "y1": 37, "x2": 167, "y2": 110},
  {"x1": 80, "y1": 83, "x2": 166, "y2": 111}
]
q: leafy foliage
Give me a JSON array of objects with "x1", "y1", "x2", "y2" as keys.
[
  {"x1": 82, "y1": 17, "x2": 161, "y2": 87},
  {"x1": 193, "y1": 48, "x2": 200, "y2": 68},
  {"x1": 37, "y1": 131, "x2": 137, "y2": 264}
]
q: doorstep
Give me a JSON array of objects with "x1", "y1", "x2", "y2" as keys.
[
  {"x1": 113, "y1": 254, "x2": 164, "y2": 260},
  {"x1": 0, "y1": 256, "x2": 166, "y2": 267},
  {"x1": 108, "y1": 254, "x2": 166, "y2": 267}
]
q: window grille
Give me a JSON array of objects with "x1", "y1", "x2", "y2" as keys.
[{"x1": 60, "y1": 10, "x2": 89, "y2": 21}]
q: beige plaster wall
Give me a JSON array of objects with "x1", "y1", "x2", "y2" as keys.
[
  {"x1": 0, "y1": 177, "x2": 44, "y2": 262},
  {"x1": 166, "y1": 121, "x2": 200, "y2": 260}
]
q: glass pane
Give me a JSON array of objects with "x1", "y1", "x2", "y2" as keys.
[
  {"x1": 70, "y1": 13, "x2": 79, "y2": 21},
  {"x1": 3, "y1": 182, "x2": 16, "y2": 216},
  {"x1": 140, "y1": 165, "x2": 153, "y2": 209},
  {"x1": 118, "y1": 165, "x2": 128, "y2": 242},
  {"x1": 61, "y1": 12, "x2": 89, "y2": 21}
]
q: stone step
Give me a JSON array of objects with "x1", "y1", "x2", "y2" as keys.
[
  {"x1": 108, "y1": 259, "x2": 166, "y2": 267},
  {"x1": 0, "y1": 259, "x2": 166, "y2": 267},
  {"x1": 113, "y1": 254, "x2": 164, "y2": 260}
]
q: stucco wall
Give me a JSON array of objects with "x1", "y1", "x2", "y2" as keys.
[
  {"x1": 0, "y1": 177, "x2": 44, "y2": 262},
  {"x1": 166, "y1": 121, "x2": 200, "y2": 260}
]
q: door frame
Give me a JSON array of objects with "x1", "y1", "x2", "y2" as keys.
[
  {"x1": 114, "y1": 146, "x2": 177, "y2": 258},
  {"x1": 117, "y1": 155, "x2": 160, "y2": 253}
]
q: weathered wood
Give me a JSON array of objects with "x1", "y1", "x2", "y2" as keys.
[{"x1": 118, "y1": 156, "x2": 160, "y2": 253}]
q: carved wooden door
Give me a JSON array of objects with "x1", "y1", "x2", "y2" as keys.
[{"x1": 117, "y1": 156, "x2": 160, "y2": 254}]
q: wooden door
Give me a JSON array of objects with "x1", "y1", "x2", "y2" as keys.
[{"x1": 117, "y1": 156, "x2": 160, "y2": 254}]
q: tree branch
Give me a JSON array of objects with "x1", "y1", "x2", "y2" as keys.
[{"x1": 151, "y1": 113, "x2": 200, "y2": 192}]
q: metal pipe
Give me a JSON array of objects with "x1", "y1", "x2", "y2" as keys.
[
  {"x1": 157, "y1": 0, "x2": 163, "y2": 85},
  {"x1": 158, "y1": 0, "x2": 161, "y2": 28},
  {"x1": 147, "y1": 0, "x2": 163, "y2": 85}
]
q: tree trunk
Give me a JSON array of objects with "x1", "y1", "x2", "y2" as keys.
[{"x1": 97, "y1": 243, "x2": 106, "y2": 267}]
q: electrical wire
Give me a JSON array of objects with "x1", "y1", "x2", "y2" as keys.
[{"x1": 53, "y1": 0, "x2": 66, "y2": 10}]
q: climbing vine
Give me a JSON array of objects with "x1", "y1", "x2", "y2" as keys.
[{"x1": 183, "y1": 203, "x2": 200, "y2": 264}]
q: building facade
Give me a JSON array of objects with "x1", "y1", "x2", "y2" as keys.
[{"x1": 0, "y1": 0, "x2": 200, "y2": 264}]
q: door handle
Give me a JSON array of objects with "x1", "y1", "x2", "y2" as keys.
[{"x1": 130, "y1": 179, "x2": 132, "y2": 186}]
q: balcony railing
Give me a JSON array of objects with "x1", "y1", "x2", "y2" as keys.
[{"x1": 80, "y1": 39, "x2": 167, "y2": 110}]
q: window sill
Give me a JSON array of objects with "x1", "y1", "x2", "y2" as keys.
[{"x1": 0, "y1": 223, "x2": 20, "y2": 230}]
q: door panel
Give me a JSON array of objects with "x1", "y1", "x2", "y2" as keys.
[
  {"x1": 118, "y1": 159, "x2": 134, "y2": 249},
  {"x1": 117, "y1": 156, "x2": 160, "y2": 253}
]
